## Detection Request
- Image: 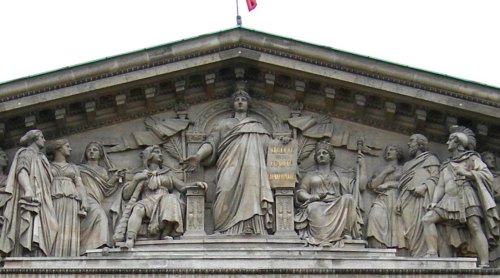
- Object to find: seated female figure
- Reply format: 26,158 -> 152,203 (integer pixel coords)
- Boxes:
295,141 -> 367,246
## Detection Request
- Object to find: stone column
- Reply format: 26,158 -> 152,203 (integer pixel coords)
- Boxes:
183,187 -> 206,237
274,187 -> 297,237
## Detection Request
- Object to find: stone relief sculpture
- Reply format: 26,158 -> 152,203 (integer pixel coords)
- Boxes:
46,139 -> 89,257
482,151 -> 500,267
294,141 -> 367,246
1,90 -> 499,270
79,141 -> 125,254
0,148 -> 9,226
182,84 -> 275,235
482,151 -> 500,207
0,130 -> 58,257
422,126 -> 499,268
396,134 -> 440,257
366,145 -> 404,249
114,145 -> 206,248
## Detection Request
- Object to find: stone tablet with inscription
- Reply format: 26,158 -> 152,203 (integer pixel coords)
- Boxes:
267,139 -> 298,188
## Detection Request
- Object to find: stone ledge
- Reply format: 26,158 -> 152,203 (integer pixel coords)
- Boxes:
1,267 -> 498,277
2,237 -> 477,271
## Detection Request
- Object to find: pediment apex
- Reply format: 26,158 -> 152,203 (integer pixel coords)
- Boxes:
0,28 -> 499,153
0,28 -> 498,104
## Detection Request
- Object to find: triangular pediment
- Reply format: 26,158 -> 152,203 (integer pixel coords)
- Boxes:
0,28 -> 499,153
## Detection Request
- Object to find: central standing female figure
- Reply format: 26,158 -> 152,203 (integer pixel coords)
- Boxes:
183,83 -> 274,235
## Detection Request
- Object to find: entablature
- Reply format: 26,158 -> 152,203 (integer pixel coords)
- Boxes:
0,29 -> 498,154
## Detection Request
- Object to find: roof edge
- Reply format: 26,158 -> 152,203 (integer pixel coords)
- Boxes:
0,27 -> 498,103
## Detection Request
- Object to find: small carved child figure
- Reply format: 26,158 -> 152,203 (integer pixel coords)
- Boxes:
114,145 -> 206,248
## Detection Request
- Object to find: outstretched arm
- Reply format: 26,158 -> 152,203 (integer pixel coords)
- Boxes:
181,143 -> 213,172
170,174 -> 207,193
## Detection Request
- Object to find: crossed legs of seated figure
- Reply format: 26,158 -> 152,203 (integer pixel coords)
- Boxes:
423,211 -> 489,267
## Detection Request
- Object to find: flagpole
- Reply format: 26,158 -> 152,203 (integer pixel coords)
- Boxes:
236,0 -> 242,26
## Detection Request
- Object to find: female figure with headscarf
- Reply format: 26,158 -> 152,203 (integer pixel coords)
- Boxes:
79,141 -> 125,254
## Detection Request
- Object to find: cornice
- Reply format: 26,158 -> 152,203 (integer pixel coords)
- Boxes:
0,29 -> 498,108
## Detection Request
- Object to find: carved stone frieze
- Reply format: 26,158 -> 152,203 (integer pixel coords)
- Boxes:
0,28 -> 499,274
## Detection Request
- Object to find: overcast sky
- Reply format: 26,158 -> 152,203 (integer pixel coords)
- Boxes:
1,1 -> 499,88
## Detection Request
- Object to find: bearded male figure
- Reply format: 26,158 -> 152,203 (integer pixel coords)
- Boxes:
396,134 -> 440,257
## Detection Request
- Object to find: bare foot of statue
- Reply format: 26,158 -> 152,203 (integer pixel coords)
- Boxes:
342,234 -> 353,240
319,242 -> 333,247
125,237 -> 135,249
423,251 -> 438,258
242,224 -> 254,235
113,232 -> 125,243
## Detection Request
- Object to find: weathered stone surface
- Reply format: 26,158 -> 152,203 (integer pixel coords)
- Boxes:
0,28 -> 499,274
3,237 -> 477,270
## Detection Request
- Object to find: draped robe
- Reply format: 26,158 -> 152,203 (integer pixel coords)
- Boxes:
489,169 -> 500,265
0,147 -> 58,256
366,165 -> 402,248
79,165 -> 118,253
50,163 -> 81,257
203,117 -> 273,234
295,168 -> 362,245
397,151 -> 440,256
